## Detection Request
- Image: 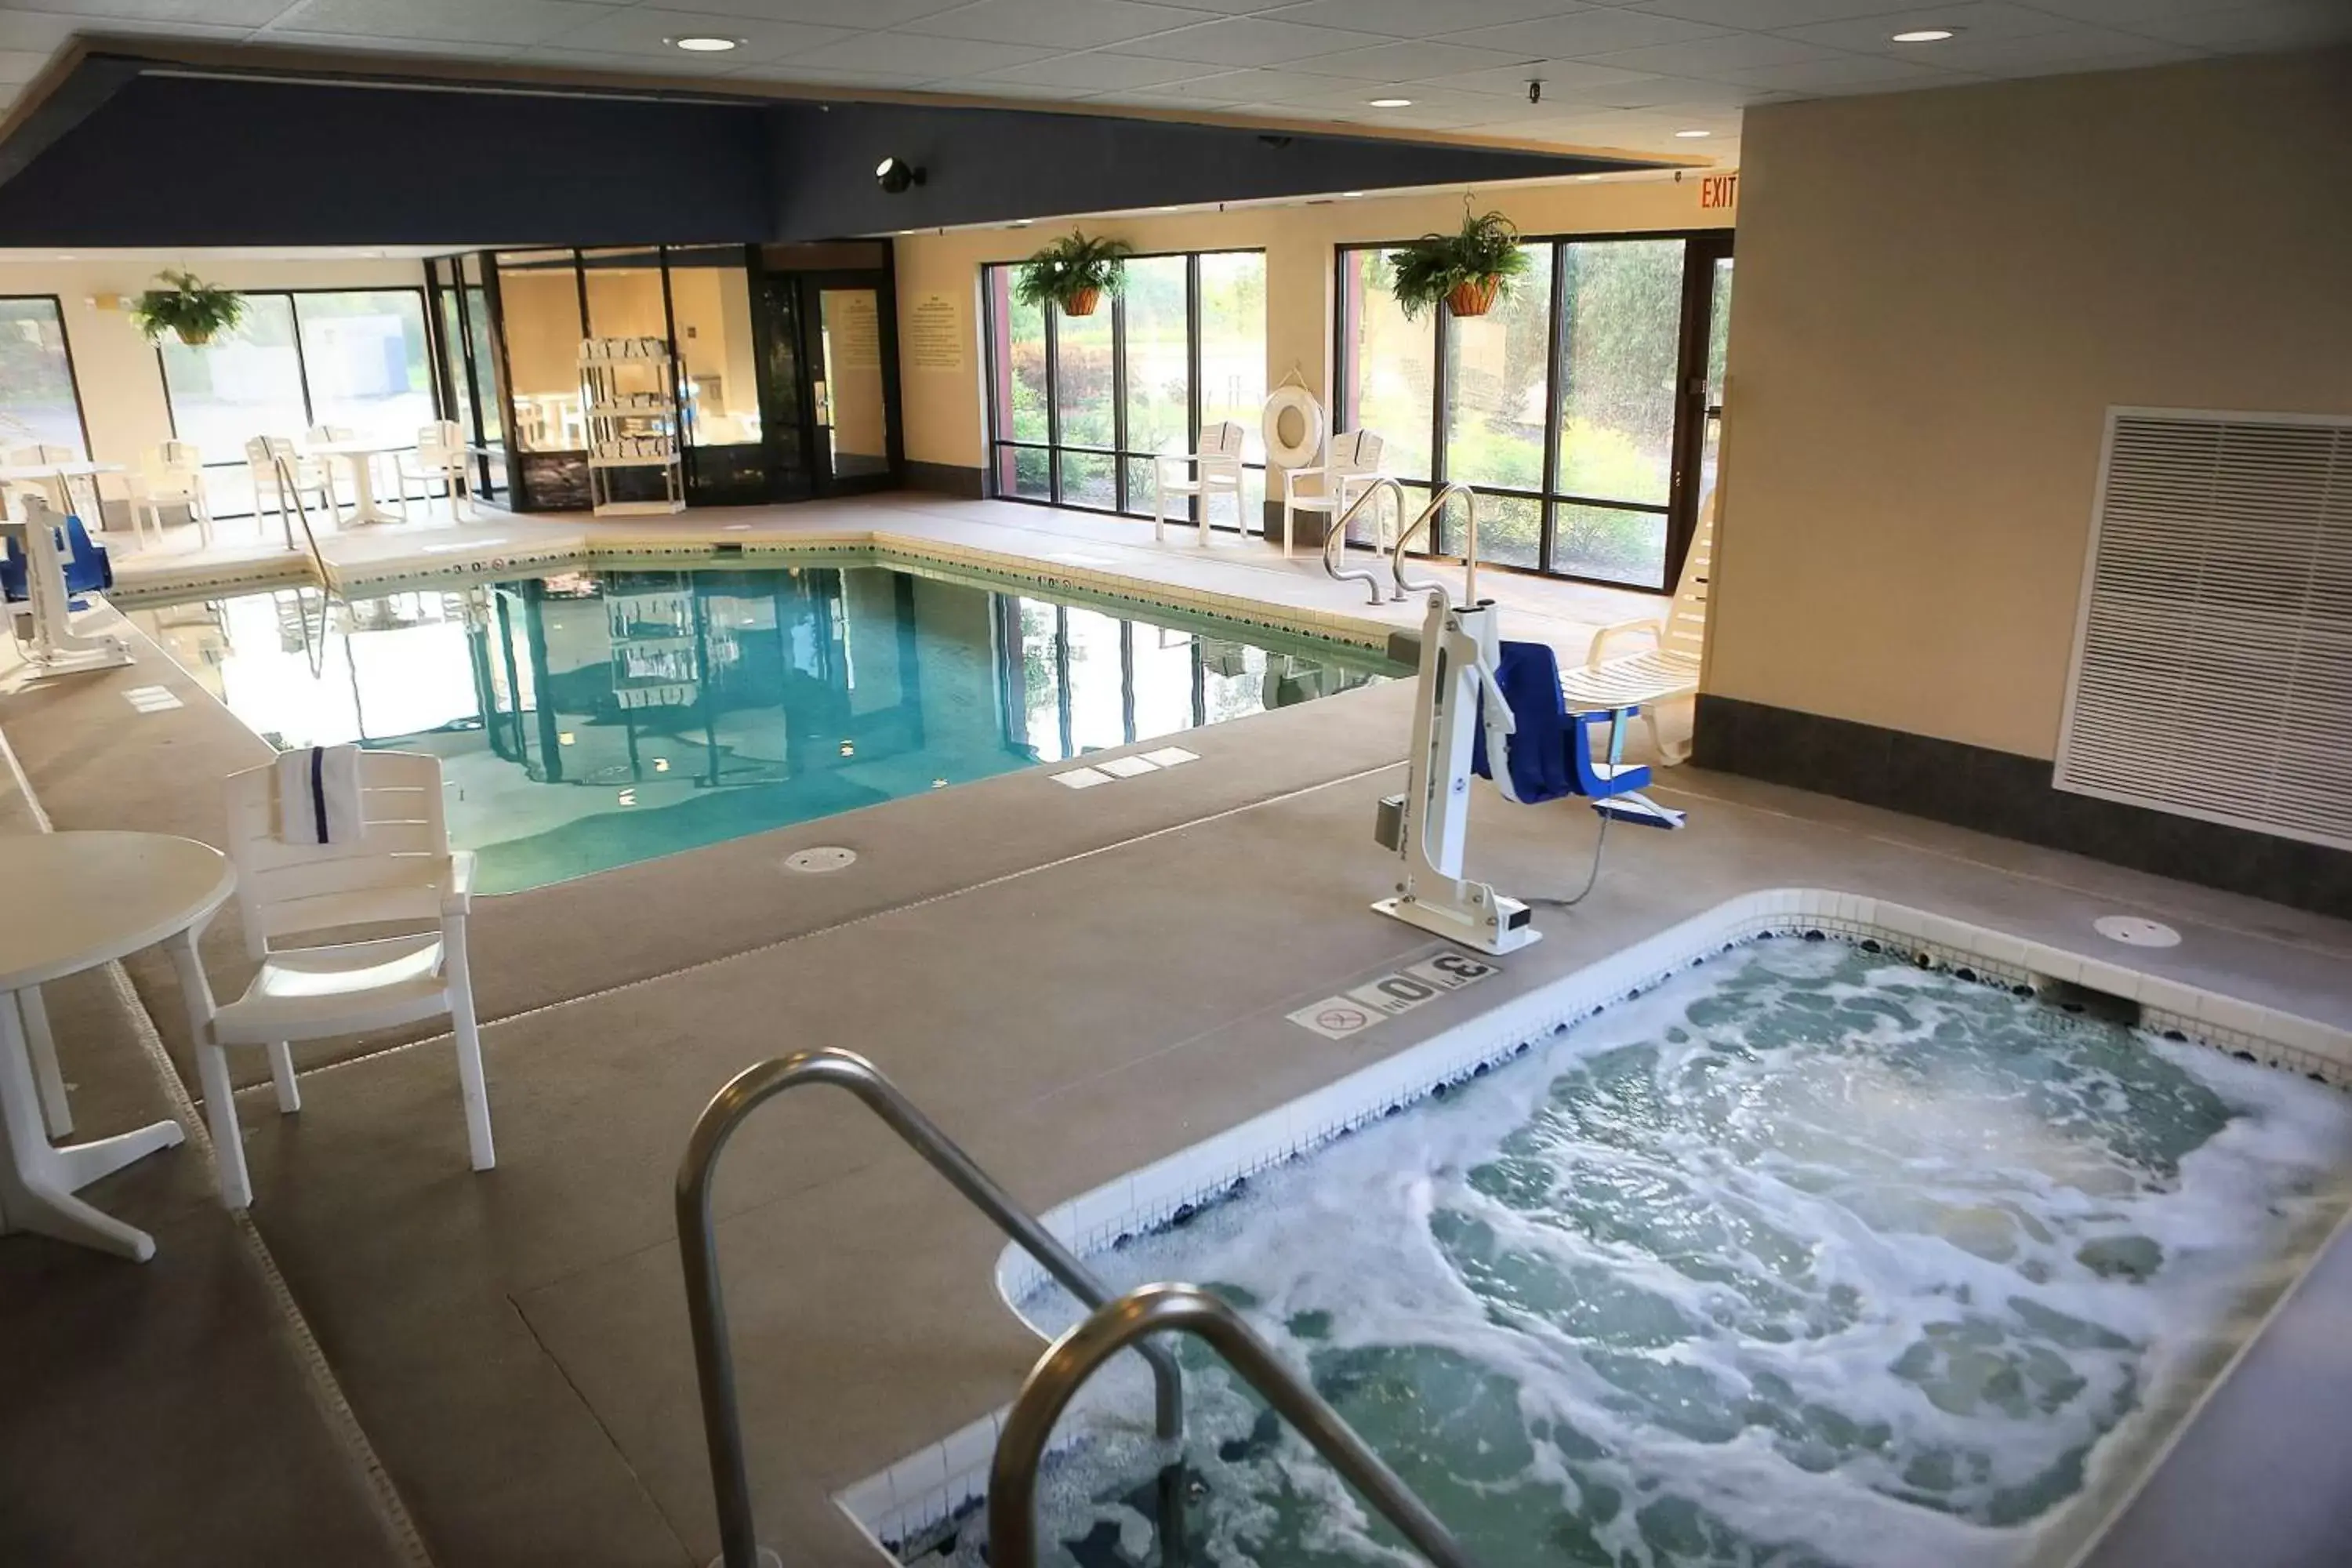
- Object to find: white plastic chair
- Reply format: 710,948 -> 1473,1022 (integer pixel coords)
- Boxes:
128,441 -> 213,551
247,436 -> 330,547
1152,421 -> 1246,547
1279,428 -> 1386,559
165,750 -> 495,1210
1557,488 -> 1717,764
394,420 -> 472,521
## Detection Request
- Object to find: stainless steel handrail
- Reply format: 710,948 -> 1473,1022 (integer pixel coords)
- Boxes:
989,1283 -> 1477,1568
1322,475 -> 1406,604
271,451 -> 334,591
1392,482 -> 1482,607
676,1049 -> 1185,1568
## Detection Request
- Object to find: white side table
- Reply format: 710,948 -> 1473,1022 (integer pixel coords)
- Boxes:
0,831 -> 234,1261
307,441 -> 411,528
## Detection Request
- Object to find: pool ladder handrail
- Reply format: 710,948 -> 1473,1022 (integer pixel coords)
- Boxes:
270,449 -> 335,593
1392,481 -> 1482,608
675,1047 -> 1185,1568
1322,475 -> 1407,604
989,1283 -> 1479,1568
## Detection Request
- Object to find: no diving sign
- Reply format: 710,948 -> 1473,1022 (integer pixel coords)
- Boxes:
1287,949 -> 1500,1039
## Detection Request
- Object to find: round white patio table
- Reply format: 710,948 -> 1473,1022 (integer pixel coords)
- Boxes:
0,831 -> 234,1261
307,439 -> 410,528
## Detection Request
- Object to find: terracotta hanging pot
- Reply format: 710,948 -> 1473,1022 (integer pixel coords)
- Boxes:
1446,278 -> 1501,318
1062,287 -> 1102,318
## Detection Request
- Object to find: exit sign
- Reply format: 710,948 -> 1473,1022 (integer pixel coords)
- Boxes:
1700,172 -> 1739,210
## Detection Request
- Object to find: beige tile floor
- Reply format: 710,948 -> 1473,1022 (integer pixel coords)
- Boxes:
8,492 -> 2351,1568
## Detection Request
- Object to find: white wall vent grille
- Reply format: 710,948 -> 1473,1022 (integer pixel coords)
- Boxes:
2056,408 -> 2352,851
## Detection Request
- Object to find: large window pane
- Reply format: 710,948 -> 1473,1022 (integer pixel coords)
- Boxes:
0,298 -> 86,457
989,269 -> 1047,445
1554,238 -> 1684,506
1475,493 -> 1542,572
159,293 -> 306,460
1443,244 -> 1550,494
1120,256 -> 1189,482
1197,251 -> 1265,466
1553,503 -> 1668,589
1053,303 -> 1112,451
295,291 -> 434,443
667,248 -> 761,448
1341,249 -> 1435,481
495,250 -> 584,452
1061,450 -> 1114,512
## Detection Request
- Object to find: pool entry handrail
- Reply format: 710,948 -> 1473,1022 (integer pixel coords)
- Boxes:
270,449 -> 334,593
675,1048 -> 1185,1568
1323,475 -> 1406,604
1392,482 -> 1483,608
989,1283 -> 1479,1568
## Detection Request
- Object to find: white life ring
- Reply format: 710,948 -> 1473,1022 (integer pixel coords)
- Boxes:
1261,385 -> 1326,470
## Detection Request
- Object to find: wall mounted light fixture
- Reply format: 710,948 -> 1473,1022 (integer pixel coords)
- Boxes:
875,156 -> 926,194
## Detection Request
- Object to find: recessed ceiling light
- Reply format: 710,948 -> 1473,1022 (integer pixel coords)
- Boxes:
1342,191 -> 1365,198
667,34 -> 740,51
1890,27 -> 1957,42
1367,96 -> 1413,108
1674,129 -> 1711,138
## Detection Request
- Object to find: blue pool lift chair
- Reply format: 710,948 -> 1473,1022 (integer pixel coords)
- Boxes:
1473,639 -> 1686,829
3,512 -> 112,611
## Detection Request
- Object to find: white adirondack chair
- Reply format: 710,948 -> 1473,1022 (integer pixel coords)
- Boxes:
1279,428 -> 1386,558
166,750 -> 495,1210
1557,488 -> 1717,764
1153,421 -> 1246,547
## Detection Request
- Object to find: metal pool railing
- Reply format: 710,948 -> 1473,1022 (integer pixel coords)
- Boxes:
989,1282 -> 1478,1568
1322,475 -> 1407,604
673,1047 -> 1185,1568
1392,482 -> 1483,607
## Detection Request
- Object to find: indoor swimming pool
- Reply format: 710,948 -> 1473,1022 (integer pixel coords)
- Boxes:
971,940 -> 2352,1568
131,559 -> 1400,891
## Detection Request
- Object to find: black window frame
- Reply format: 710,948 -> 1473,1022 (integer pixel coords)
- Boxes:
981,247 -> 1267,529
1334,227 -> 1733,594
154,282 -> 439,521
0,293 -> 94,460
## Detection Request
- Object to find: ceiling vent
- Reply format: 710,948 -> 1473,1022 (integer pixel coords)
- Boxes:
2056,408 -> 2352,850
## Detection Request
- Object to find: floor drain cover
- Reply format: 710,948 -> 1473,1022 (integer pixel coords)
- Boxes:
2095,915 -> 2180,948
783,847 -> 857,874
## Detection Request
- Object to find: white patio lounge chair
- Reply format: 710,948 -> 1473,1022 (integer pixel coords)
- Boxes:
1558,490 -> 1716,764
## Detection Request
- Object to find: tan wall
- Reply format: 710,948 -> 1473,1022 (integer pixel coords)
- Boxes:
1708,50 -> 2352,760
0,255 -> 432,481
891,172 -> 1734,474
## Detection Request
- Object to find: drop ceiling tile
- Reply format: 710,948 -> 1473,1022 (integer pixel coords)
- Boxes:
1579,31 -> 1849,73
1625,0 -> 1941,27
1417,59 -> 1668,98
782,29 -> 1054,74
1441,9 -> 1731,56
1898,20 -> 2196,69
528,43 -> 748,72
2125,0 -> 2352,48
661,0 -> 967,26
1287,39 -> 1532,79
903,0 -> 1217,50
978,49 -> 1228,88
272,0 -> 619,46
554,8 -> 856,63
0,13 -> 84,53
1139,65 -> 1298,97
0,49 -> 51,85
1115,14 -> 1389,64
1772,2 -> 2084,53
18,0 -> 296,25
917,74 -> 1087,96
1717,53 -> 1966,89
255,28 -> 548,56
2018,0 -> 2273,21
1256,0 -> 1593,38
726,60 -> 932,85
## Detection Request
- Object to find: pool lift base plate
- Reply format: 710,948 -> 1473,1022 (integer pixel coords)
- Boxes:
1373,890 -> 1541,957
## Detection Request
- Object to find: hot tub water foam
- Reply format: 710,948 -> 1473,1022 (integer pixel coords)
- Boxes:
956,941 -> 2352,1568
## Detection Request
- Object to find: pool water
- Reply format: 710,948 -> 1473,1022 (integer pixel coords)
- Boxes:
134,560 -> 1397,892
975,942 -> 2352,1568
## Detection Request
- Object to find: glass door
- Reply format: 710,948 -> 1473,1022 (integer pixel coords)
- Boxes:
807,282 -> 896,493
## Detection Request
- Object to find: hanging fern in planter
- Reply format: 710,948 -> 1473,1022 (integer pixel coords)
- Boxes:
1387,210 -> 1533,320
129,270 -> 247,347
1013,231 -> 1134,318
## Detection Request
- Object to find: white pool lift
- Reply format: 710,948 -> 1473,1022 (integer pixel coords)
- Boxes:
1374,591 -> 1685,956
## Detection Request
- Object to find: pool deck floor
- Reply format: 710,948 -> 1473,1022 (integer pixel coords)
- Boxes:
7,492 -> 2352,1567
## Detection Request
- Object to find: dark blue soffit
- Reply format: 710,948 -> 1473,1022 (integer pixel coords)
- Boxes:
0,56 -> 1651,247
